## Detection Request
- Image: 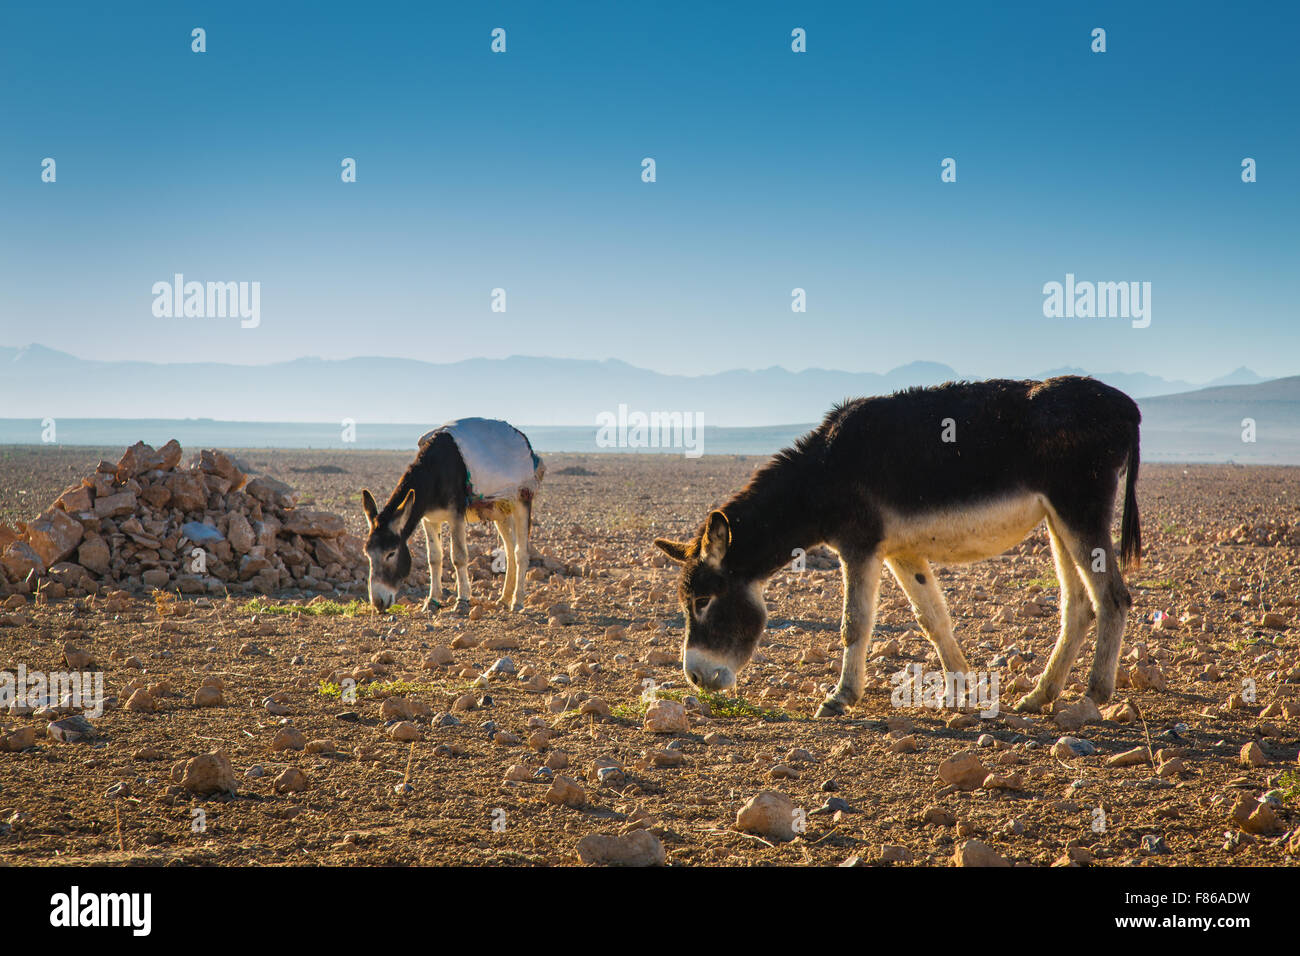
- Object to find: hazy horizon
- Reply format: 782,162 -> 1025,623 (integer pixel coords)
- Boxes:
0,340 -> 1279,388
4,345 -> 1300,463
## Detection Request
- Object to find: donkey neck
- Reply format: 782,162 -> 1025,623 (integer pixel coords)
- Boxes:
385,473 -> 428,540
719,450 -> 828,582
385,435 -> 467,540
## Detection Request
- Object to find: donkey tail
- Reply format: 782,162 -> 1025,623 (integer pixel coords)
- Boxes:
1120,435 -> 1141,572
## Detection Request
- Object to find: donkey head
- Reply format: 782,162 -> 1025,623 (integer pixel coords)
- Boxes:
361,487 -> 416,611
654,510 -> 766,692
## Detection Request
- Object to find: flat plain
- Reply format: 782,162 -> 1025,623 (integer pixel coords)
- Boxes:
1,445 -> 1298,866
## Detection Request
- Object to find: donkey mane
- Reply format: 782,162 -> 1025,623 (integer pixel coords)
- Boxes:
712,376 -> 1141,579
711,428 -> 831,580
710,384 -> 975,575
379,432 -> 467,538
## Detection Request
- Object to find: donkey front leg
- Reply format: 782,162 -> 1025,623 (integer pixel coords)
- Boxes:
421,517 -> 448,612
450,515 -> 473,612
493,516 -> 518,608
509,502 -> 530,612
886,555 -> 972,697
816,554 -> 882,718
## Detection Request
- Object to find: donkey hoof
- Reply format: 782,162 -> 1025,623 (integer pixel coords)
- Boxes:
1085,682 -> 1114,706
815,697 -> 847,718
1013,691 -> 1047,714
508,602 -> 525,613
454,598 -> 472,616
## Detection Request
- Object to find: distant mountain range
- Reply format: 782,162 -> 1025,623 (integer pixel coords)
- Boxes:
1,345 -> 1297,462
1036,365 -> 1267,396
0,344 -> 1277,424
1138,376 -> 1300,463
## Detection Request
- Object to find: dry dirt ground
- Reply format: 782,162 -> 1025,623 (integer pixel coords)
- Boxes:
1,446 -> 1298,866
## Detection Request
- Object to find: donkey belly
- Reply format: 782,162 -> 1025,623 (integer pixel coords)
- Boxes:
466,498 -> 516,524
879,492 -> 1047,565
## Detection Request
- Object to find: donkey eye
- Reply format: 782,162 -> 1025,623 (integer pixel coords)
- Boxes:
693,597 -> 710,616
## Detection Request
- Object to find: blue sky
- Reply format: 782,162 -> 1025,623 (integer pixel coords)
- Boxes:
1,1 -> 1296,382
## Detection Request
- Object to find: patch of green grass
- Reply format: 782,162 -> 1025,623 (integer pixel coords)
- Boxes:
700,690 -> 800,722
250,597 -> 366,617
611,687 -> 800,723
1133,578 -> 1176,591
1277,771 -> 1300,806
317,677 -> 460,701
609,702 -> 645,721
1018,577 -> 1059,590
363,678 -> 452,698
248,597 -> 412,617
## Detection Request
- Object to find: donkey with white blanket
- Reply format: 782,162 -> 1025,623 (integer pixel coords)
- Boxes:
361,418 -> 544,612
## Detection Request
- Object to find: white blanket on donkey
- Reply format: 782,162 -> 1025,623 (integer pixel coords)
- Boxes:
419,418 -> 542,502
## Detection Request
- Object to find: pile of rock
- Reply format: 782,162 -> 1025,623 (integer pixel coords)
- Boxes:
0,440 -> 366,599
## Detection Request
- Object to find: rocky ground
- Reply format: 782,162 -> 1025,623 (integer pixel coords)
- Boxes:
0,446 -> 1298,866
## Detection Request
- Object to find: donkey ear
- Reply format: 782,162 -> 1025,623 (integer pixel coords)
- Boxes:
361,489 -> 378,525
653,538 -> 690,564
701,510 -> 730,566
387,488 -> 416,534
393,488 -> 415,517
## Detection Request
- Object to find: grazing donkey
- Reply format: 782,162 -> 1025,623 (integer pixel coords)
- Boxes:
654,377 -> 1141,717
361,418 -> 544,613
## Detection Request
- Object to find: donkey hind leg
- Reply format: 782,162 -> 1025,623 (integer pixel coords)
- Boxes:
1079,535 -> 1131,705
886,556 -> 971,691
421,518 -> 448,612
816,554 -> 882,718
493,517 -> 516,607
1014,520 -> 1094,712
450,515 -> 473,613
509,500 -> 529,611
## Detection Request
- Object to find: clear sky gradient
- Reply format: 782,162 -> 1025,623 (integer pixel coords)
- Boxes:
2,1 -> 1296,382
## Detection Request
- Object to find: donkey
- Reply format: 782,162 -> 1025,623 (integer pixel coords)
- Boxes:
654,377 -> 1141,717
360,419 -> 544,613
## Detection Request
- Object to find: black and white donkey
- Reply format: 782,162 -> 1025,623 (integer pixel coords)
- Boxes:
654,377 -> 1141,717
361,419 -> 544,613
